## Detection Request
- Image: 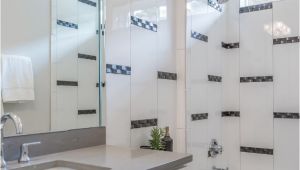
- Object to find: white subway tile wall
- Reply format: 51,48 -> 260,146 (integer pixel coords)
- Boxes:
185,0 -> 299,169
106,0 -> 178,149
51,0 -> 99,131
106,0 -> 299,170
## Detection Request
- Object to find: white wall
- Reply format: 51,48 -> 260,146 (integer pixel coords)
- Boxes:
51,0 -> 100,131
1,0 -> 51,136
185,0 -> 300,170
106,0 -> 178,149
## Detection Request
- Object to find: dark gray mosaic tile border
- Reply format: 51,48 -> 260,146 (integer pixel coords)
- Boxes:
240,76 -> 273,83
57,80 -> 78,86
78,0 -> 97,7
221,42 -> 239,49
191,31 -> 208,42
240,2 -> 272,13
57,20 -> 78,29
208,75 -> 222,82
191,113 -> 208,121
78,53 -> 97,60
274,112 -> 299,119
3,127 -> 105,161
222,111 -> 240,117
78,110 -> 97,115
240,146 -> 273,155
158,71 -> 177,80
208,0 -> 222,12
131,16 -> 157,32
106,64 -> 131,75
131,119 -> 158,129
273,36 -> 300,45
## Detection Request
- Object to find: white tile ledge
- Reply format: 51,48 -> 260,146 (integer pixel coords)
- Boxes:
7,145 -> 192,170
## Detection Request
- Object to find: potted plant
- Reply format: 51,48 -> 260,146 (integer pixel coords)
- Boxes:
149,127 -> 165,150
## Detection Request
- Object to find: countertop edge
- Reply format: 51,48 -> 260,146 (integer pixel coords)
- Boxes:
149,154 -> 193,170
6,145 -> 193,170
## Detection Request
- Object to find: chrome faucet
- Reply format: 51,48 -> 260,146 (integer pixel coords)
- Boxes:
1,113 -> 23,168
19,141 -> 41,163
208,139 -> 223,158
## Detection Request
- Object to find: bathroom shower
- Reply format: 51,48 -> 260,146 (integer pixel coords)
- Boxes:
186,0 -> 299,169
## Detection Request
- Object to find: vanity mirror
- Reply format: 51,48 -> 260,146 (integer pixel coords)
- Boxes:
1,0 -> 104,136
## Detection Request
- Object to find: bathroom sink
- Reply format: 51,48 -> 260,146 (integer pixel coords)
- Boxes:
11,160 -> 111,170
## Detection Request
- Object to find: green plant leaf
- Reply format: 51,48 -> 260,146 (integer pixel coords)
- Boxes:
149,127 -> 165,150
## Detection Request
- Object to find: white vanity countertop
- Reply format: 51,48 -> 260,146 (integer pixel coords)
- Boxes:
6,145 -> 192,170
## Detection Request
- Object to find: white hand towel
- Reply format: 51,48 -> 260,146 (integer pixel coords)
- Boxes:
2,55 -> 35,103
